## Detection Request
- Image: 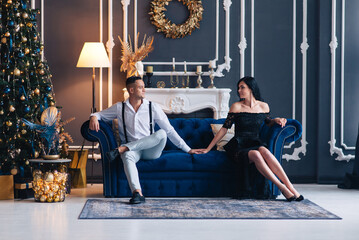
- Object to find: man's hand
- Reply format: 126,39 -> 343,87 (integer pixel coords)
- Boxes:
89,116 -> 100,132
118,146 -> 129,154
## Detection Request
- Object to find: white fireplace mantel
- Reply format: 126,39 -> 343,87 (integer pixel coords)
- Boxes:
123,88 -> 232,119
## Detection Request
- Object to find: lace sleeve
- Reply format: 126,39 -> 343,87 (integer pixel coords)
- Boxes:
223,113 -> 235,129
264,113 -> 271,125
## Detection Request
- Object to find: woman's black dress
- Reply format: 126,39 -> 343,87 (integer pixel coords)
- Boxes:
223,112 -> 273,199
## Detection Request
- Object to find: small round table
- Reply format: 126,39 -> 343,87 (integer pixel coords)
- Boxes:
29,159 -> 71,203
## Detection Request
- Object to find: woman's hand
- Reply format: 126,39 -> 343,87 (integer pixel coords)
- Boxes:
273,118 -> 287,128
196,149 -> 210,154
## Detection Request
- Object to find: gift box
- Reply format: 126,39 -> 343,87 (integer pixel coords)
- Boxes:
0,175 -> 14,200
68,149 -> 88,188
14,182 -> 34,199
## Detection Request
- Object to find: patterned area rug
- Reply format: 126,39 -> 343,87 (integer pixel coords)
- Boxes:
79,198 -> 341,219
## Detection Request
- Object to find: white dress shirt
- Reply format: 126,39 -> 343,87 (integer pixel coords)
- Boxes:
90,99 -> 191,153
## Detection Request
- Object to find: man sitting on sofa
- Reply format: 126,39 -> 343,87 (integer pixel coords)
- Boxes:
89,76 -> 201,204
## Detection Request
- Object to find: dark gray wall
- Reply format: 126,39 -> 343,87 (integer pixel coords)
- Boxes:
42,0 -> 358,183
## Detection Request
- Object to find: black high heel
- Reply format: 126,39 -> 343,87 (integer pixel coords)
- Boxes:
281,191 -> 296,202
295,195 -> 304,202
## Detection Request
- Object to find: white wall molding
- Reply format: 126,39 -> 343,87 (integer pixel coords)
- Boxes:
282,0 -> 308,161
328,0 -> 354,161
134,0 -> 231,78
251,0 -> 255,77
238,0 -> 246,78
340,0 -> 355,151
106,0 -> 114,107
41,0 -> 44,61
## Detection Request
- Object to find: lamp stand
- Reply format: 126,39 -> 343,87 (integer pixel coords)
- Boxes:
91,67 -> 96,113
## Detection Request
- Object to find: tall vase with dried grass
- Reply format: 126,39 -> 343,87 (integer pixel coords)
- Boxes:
118,33 -> 154,78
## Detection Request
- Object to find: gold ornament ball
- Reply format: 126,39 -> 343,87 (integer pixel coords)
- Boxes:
33,169 -> 42,177
33,174 -> 42,182
49,101 -> 55,106
21,129 -> 27,134
9,105 -> 15,112
6,121 -> 12,127
22,13 -> 28,19
0,110 -> 4,115
26,23 -> 33,28
14,68 -> 21,76
5,32 -> 10,37
52,184 -> 59,192
54,195 -> 60,202
25,48 -> 30,54
34,88 -> 40,95
39,69 -> 45,75
1,38 -> 7,44
45,172 -> 54,182
33,36 -> 38,40
16,13 -> 20,17
43,184 -> 50,193
10,168 -> 18,175
40,195 -> 47,202
7,0 -> 12,4
21,37 -> 27,43
34,193 -> 40,201
20,95 -> 25,101
48,191 -> 54,198
34,151 -> 39,158
25,160 -> 29,165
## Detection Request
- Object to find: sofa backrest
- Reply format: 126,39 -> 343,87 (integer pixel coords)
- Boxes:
155,118 -> 225,150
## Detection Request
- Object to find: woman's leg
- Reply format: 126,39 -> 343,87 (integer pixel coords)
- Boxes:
248,150 -> 295,199
258,146 -> 300,198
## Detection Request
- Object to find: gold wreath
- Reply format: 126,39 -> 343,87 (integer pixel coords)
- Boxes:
149,0 -> 204,39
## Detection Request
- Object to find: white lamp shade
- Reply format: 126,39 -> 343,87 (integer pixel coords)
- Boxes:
76,42 -> 111,68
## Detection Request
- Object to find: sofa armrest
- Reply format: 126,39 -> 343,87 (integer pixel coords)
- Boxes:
81,120 -> 119,197
260,119 -> 302,163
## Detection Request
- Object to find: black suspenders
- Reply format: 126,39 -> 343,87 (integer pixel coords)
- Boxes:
122,101 -> 153,143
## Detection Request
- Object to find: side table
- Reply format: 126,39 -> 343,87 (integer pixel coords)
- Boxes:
29,159 -> 71,203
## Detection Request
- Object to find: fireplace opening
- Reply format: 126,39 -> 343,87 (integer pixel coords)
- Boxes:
166,108 -> 214,119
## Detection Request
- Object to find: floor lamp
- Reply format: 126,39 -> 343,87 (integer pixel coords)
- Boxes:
77,42 -> 111,183
77,42 -> 111,113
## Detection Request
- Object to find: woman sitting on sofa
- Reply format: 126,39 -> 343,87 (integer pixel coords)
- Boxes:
199,76 -> 304,201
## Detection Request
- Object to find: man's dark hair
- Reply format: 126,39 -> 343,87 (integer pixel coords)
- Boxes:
126,76 -> 142,86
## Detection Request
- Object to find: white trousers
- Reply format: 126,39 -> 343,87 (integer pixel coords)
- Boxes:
120,129 -> 167,193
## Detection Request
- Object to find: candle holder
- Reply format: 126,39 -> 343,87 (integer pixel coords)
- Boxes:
146,72 -> 153,88
182,70 -> 189,88
196,71 -> 203,88
170,67 -> 179,88
208,68 -> 216,89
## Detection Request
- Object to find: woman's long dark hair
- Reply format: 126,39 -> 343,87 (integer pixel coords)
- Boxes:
237,76 -> 263,101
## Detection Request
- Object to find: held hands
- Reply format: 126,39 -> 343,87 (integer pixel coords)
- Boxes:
188,149 -> 204,154
274,118 -> 287,128
188,149 -> 210,154
89,116 -> 100,132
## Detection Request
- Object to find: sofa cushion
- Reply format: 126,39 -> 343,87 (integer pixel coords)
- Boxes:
136,150 -> 193,172
210,124 -> 235,151
136,150 -> 235,173
157,118 -> 225,150
191,150 -> 236,172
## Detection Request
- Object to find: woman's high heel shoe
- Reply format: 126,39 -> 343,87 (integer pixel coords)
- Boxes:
281,191 -> 296,202
295,195 -> 304,202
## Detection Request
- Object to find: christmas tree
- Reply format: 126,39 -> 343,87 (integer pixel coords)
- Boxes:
0,0 -> 55,175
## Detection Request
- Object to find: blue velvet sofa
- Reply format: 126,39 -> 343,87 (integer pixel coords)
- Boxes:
81,118 -> 302,198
